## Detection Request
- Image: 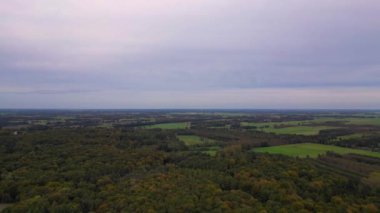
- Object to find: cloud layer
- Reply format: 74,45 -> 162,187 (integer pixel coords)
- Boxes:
1,0 -> 379,108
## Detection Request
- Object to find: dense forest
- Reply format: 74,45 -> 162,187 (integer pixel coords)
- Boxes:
0,110 -> 379,212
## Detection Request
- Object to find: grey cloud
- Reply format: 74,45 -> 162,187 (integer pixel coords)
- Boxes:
0,0 -> 379,108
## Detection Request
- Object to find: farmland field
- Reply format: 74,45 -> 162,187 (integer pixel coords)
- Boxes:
242,117 -> 380,129
202,146 -> 220,156
143,122 -> 190,129
241,116 -> 380,136
241,120 -> 312,128
192,146 -> 220,157
345,118 -> 380,126
253,143 -> 380,158
241,117 -> 345,128
335,133 -> 366,141
241,119 -> 341,135
262,126 -> 338,135
242,123 -> 338,135
312,117 -> 380,126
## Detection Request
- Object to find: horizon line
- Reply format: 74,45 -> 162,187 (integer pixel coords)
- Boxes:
1,108 -> 380,111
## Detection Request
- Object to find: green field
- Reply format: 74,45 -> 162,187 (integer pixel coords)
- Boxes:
241,117 -> 346,128
345,118 -> 380,126
241,120 -> 310,128
192,146 -> 220,157
241,119 -> 340,135
202,146 -> 220,156
263,126 -> 338,135
241,121 -> 338,135
335,132 -> 380,141
143,122 -> 190,129
240,116 -> 380,135
241,116 -> 380,136
312,117 -> 380,126
177,135 -> 219,156
253,143 -> 380,158
177,135 -> 215,146
336,133 -> 365,141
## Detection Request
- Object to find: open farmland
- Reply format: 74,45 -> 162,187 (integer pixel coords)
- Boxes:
335,133 -> 366,141
311,117 -> 380,126
241,117 -> 345,128
241,120 -> 312,128
345,118 -> 380,126
143,122 -> 190,129
241,121 -> 338,135
261,126 -> 338,135
201,146 -> 220,156
241,116 -> 380,136
177,135 -> 219,156
192,146 -> 221,157
253,143 -> 380,158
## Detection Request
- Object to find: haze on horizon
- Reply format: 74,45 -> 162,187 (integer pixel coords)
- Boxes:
0,0 -> 380,109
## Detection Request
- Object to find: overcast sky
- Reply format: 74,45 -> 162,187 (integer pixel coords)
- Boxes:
1,0 -> 379,109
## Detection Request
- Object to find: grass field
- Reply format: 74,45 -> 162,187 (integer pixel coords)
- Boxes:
336,133 -> 365,141
253,143 -> 380,158
202,146 -> 220,156
241,119 -> 340,135
241,120 -> 310,128
190,146 -> 221,157
241,117 -> 346,128
335,132 -> 380,141
177,135 -> 215,146
241,117 -> 380,129
312,117 -> 380,126
262,126 -> 338,135
143,122 -> 190,129
177,135 -> 219,156
240,116 -> 380,135
241,122 -> 337,135
345,118 -> 380,126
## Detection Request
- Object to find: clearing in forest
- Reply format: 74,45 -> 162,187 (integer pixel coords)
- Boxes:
143,122 -> 190,129
253,143 -> 380,158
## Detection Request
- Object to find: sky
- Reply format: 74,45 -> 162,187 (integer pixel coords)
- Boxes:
0,0 -> 379,109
